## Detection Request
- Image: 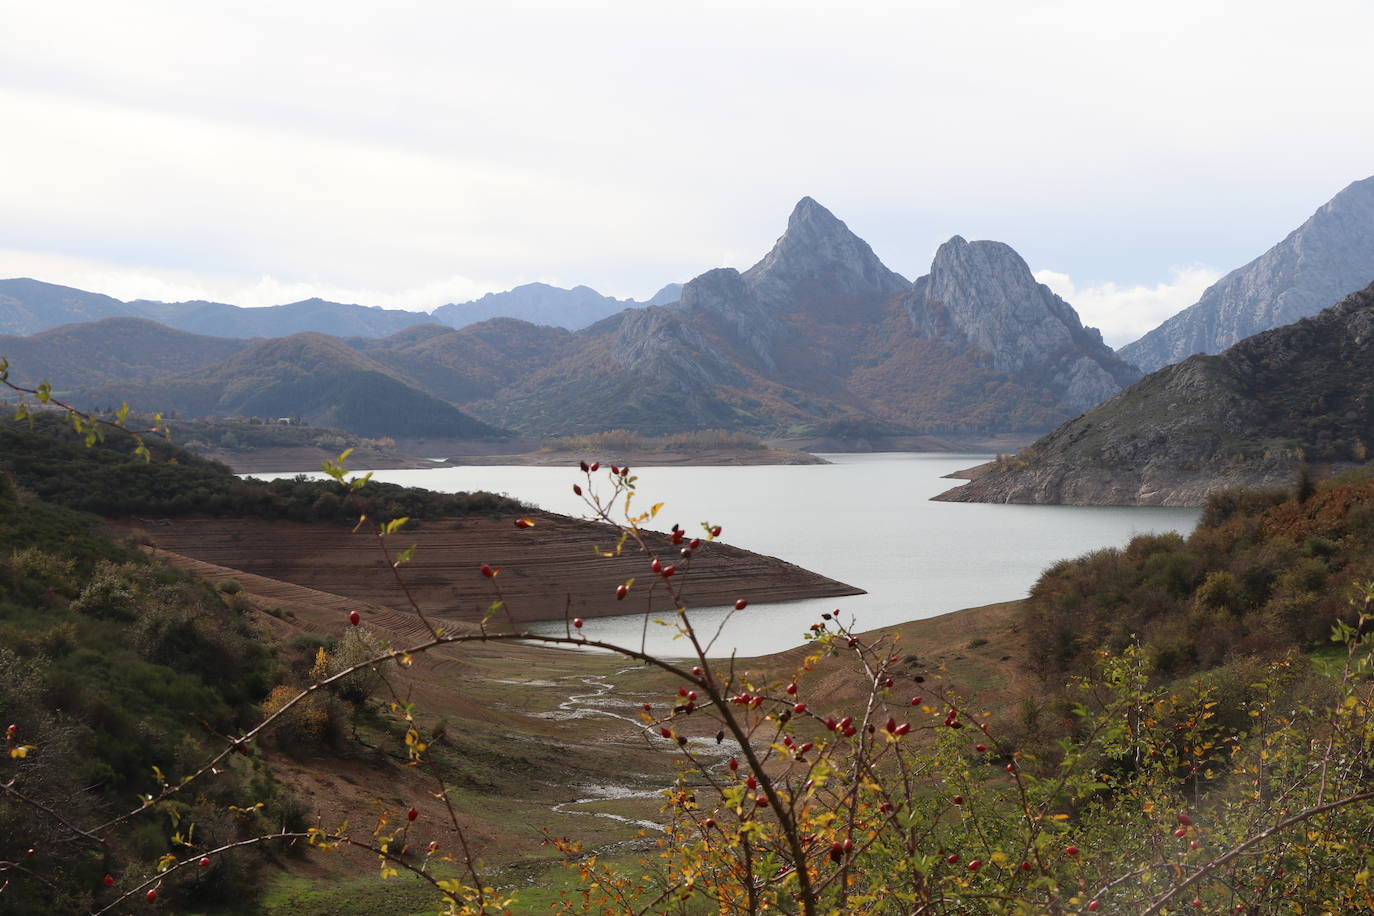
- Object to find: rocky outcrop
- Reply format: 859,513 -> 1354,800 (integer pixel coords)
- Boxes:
905,237 -> 1141,412
741,196 -> 910,309
1121,175 -> 1374,372
939,281 -> 1374,506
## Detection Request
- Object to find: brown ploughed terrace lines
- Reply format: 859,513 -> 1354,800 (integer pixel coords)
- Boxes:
127,510 -> 863,625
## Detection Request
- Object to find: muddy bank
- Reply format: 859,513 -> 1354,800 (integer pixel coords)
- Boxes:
125,510 -> 863,625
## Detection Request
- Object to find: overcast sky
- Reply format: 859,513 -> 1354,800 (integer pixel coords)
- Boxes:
3,1 -> 1372,345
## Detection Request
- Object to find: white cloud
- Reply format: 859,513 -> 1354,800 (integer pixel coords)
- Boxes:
1034,266 -> 1223,348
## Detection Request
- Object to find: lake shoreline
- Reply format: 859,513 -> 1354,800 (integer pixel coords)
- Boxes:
202,443 -> 828,473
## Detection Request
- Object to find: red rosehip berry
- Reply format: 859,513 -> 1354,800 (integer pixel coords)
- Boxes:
589,462 -> 599,472
975,744 -> 987,752
642,703 -> 651,712
689,538 -> 700,550
793,702 -> 807,714
146,889 -> 158,902
479,563 -> 495,578
967,859 -> 982,872
1087,901 -> 1100,912
514,516 -> 533,528
660,727 -> 672,738
735,598 -> 747,610
953,795 -> 964,805
1177,812 -> 1193,826
650,558 -> 662,573
25,848 -> 35,857
746,775 -> 757,789
661,564 -> 676,578
911,696 -> 922,706
579,460 -> 589,472
728,757 -> 739,771
348,610 -> 360,626
572,484 -> 582,496
199,856 -> 210,867
785,682 -> 798,695
408,807 -> 419,822
1020,861 -> 1033,871
710,526 -> 722,537
104,875 -> 115,886
1174,827 -> 1187,837
573,617 -> 583,629
894,723 -> 910,736
755,794 -> 769,807
1064,845 -> 1079,857
616,584 -> 628,600
946,853 -> 960,865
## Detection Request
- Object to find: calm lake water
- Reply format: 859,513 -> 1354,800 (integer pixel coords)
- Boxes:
258,454 -> 1200,658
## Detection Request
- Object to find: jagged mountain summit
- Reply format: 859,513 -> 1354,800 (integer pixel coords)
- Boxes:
476,198 -> 1137,437
903,236 -> 1140,412
1121,175 -> 1374,372
2,198 -> 1141,442
940,280 -> 1374,506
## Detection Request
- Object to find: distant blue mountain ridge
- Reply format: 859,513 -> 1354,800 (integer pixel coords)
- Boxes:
0,277 -> 683,338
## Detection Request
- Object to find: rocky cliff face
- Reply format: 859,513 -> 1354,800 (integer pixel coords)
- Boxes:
940,281 -> 1374,506
1121,175 -> 1374,372
466,198 -> 1144,437
741,196 -> 910,310
905,237 -> 1141,412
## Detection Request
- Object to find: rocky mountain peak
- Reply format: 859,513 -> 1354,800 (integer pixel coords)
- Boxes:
1120,174 -> 1374,372
742,197 -> 909,306
909,235 -> 1140,412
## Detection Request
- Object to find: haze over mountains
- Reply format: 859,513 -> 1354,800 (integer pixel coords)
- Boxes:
1121,175 -> 1374,372
0,278 -> 678,338
1,198 -> 1145,442
6,178 -> 1374,446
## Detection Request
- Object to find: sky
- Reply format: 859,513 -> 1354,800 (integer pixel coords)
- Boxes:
2,1 -> 1372,346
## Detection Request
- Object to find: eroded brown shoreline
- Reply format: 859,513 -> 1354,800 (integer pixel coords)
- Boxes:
125,510 -> 863,624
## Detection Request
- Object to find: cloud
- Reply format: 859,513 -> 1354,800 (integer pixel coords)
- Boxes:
1033,266 -> 1223,348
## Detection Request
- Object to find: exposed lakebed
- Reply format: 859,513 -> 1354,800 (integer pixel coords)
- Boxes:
256,453 -> 1200,658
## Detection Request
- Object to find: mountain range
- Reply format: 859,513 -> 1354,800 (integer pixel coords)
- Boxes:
0,278 -> 679,339
1,198 -> 1142,441
941,280 -> 1374,506
1121,175 -> 1374,372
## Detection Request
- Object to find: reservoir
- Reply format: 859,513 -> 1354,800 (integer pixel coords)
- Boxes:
259,453 -> 1199,657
